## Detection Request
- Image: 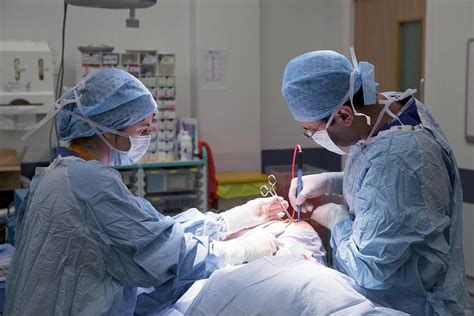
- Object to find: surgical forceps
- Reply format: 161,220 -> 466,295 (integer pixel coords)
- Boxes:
260,174 -> 294,222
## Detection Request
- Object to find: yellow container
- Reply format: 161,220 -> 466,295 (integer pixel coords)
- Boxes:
216,172 -> 268,210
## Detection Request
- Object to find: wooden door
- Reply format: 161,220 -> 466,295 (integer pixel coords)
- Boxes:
355,0 -> 426,92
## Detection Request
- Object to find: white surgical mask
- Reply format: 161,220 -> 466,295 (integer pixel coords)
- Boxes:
309,108 -> 348,156
107,132 -> 151,166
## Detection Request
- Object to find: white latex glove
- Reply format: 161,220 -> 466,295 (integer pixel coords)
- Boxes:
311,203 -> 349,230
212,228 -> 282,266
289,172 -> 344,213
221,196 -> 288,235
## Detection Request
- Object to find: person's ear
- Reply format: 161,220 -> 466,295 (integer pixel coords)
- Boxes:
334,105 -> 354,127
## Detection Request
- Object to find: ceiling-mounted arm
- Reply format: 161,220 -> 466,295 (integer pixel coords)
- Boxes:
127,8 -> 139,28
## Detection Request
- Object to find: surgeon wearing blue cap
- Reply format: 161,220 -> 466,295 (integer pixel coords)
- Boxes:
283,49 -> 473,315
5,69 -> 288,315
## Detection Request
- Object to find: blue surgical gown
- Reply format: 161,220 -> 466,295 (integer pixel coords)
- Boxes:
5,157 -> 227,315
330,95 -> 473,315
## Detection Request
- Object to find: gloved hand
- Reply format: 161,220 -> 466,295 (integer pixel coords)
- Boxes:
311,203 -> 349,230
289,172 -> 344,212
213,227 -> 282,266
221,196 -> 288,235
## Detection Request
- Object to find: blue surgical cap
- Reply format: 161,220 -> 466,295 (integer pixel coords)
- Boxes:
56,68 -> 157,141
282,50 -> 377,122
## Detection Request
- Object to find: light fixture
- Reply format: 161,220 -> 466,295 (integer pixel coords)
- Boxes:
64,0 -> 157,28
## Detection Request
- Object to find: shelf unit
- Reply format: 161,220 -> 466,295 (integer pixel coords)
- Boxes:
114,148 -> 208,216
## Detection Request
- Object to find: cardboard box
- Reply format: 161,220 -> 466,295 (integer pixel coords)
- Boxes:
0,149 -> 21,191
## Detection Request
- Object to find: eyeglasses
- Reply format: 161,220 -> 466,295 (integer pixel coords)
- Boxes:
303,120 -> 326,139
303,128 -> 316,139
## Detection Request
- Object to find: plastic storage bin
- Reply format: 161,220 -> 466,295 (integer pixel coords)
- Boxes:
145,168 -> 199,194
145,193 -> 199,215
216,172 -> 268,211
158,54 -> 176,75
167,168 -> 198,191
118,169 -> 140,195
112,147 -> 208,212
144,169 -> 167,193
119,169 -> 138,184
119,170 -> 138,188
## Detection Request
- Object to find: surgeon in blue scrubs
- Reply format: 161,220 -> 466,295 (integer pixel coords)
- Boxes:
5,69 -> 287,315
283,49 -> 473,315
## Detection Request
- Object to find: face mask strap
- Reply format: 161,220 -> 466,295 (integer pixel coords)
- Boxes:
399,88 -> 417,100
350,47 -> 358,69
324,105 -> 339,128
21,88 -> 83,142
72,90 -> 130,153
369,89 -> 417,139
348,47 -> 371,126
21,72 -> 96,142
368,100 -> 392,139
21,105 -> 61,141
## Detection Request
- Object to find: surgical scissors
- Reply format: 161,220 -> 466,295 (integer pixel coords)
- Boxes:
260,174 -> 294,221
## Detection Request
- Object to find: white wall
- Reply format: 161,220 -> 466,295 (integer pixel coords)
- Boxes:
260,0 -> 350,150
425,0 -> 474,283
0,0 -> 192,162
425,0 -> 474,169
194,0 -> 261,172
